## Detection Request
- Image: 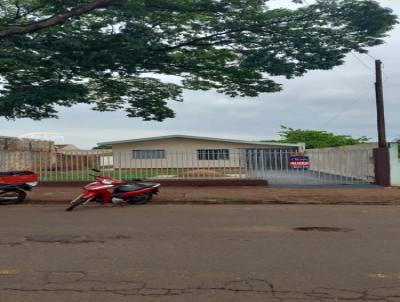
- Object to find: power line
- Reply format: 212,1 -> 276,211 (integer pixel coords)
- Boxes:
365,52 -> 389,81
365,52 -> 378,61
322,94 -> 368,127
321,57 -> 375,127
322,56 -> 389,127
352,52 -> 389,81
381,62 -> 390,82
351,53 -> 374,73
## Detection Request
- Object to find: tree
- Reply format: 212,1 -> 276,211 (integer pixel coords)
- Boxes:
397,139 -> 400,156
0,0 -> 397,121
272,126 -> 370,149
92,144 -> 111,150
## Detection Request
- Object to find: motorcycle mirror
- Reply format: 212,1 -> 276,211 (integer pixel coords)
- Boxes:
91,168 -> 101,173
132,178 -> 142,182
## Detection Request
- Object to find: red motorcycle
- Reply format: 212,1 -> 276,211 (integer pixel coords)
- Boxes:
0,171 -> 39,205
66,169 -> 160,211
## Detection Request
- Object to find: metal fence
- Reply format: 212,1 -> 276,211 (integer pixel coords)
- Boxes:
0,150 -> 248,181
0,149 -> 375,185
245,149 -> 375,185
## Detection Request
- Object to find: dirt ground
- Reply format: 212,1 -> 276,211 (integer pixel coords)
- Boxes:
26,185 -> 400,205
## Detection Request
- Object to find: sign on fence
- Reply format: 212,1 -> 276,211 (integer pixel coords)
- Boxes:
288,155 -> 310,169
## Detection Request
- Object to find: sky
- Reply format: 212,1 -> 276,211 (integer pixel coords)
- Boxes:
1,0 -> 399,149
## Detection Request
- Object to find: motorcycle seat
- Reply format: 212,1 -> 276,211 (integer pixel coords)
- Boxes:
114,183 -> 155,193
0,171 -> 35,176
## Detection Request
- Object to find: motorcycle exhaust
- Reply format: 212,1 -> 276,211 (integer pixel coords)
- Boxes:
112,197 -> 125,205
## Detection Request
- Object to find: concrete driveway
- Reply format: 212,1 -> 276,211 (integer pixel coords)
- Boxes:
1,204 -> 400,301
253,170 -> 371,185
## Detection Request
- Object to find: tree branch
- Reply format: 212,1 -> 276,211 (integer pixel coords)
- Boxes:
14,0 -> 22,19
0,0 -> 120,38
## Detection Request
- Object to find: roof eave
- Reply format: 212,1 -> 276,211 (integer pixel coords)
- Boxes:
97,135 -> 303,148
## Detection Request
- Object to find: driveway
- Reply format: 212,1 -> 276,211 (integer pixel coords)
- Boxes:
252,170 -> 371,185
1,205 -> 400,301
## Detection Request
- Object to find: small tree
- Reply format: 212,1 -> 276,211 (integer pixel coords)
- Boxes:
272,126 -> 370,149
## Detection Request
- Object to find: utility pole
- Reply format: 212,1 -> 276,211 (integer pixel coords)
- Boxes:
375,60 -> 387,148
373,59 -> 390,186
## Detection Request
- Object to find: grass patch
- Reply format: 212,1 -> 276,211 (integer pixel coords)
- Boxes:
38,169 -> 178,181
37,167 -> 244,181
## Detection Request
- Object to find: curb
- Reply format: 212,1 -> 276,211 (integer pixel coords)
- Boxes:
24,199 -> 400,206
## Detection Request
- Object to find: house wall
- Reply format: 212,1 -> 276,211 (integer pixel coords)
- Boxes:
111,138 -> 299,169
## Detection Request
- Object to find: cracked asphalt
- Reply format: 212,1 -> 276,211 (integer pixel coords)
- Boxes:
1,204 -> 400,301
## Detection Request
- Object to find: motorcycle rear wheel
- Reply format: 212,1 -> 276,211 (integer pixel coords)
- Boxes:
66,197 -> 86,211
0,190 -> 26,205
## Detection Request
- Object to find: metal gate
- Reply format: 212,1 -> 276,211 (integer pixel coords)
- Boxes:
244,148 -> 375,185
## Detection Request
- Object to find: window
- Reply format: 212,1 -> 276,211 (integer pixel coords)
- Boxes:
197,149 -> 230,160
132,149 -> 166,159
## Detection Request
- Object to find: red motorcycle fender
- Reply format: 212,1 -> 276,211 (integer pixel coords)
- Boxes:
81,191 -> 99,200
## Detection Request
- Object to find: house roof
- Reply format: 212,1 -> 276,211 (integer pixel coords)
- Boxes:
98,134 -> 303,148
55,144 -> 81,151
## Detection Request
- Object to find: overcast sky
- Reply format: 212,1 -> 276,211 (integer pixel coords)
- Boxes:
1,0 -> 399,149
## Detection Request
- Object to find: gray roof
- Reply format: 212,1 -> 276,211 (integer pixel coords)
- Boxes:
98,134 -> 303,148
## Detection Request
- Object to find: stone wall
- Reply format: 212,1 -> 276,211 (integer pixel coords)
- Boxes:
0,137 -> 55,152
0,137 -> 56,171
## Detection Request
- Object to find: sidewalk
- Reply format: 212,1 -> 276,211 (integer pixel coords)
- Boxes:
27,185 -> 400,205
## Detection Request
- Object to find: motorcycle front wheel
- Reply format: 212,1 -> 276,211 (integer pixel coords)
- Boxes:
66,197 -> 87,211
0,189 -> 26,205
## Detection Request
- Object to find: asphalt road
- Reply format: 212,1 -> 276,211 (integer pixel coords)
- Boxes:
1,204 -> 400,301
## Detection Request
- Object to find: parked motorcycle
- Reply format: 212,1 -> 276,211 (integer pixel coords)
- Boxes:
0,171 -> 39,205
66,169 -> 160,211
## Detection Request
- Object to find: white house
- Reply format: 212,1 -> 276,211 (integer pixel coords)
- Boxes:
97,135 -> 304,169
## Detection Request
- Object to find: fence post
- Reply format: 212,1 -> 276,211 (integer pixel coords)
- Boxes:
118,152 -> 122,179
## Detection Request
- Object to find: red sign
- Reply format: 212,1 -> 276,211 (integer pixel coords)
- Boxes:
289,156 -> 310,169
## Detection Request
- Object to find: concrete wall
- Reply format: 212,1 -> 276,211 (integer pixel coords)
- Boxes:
0,137 -> 55,152
0,137 -> 56,171
111,137 -> 300,169
389,143 -> 400,187
306,144 -> 377,182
